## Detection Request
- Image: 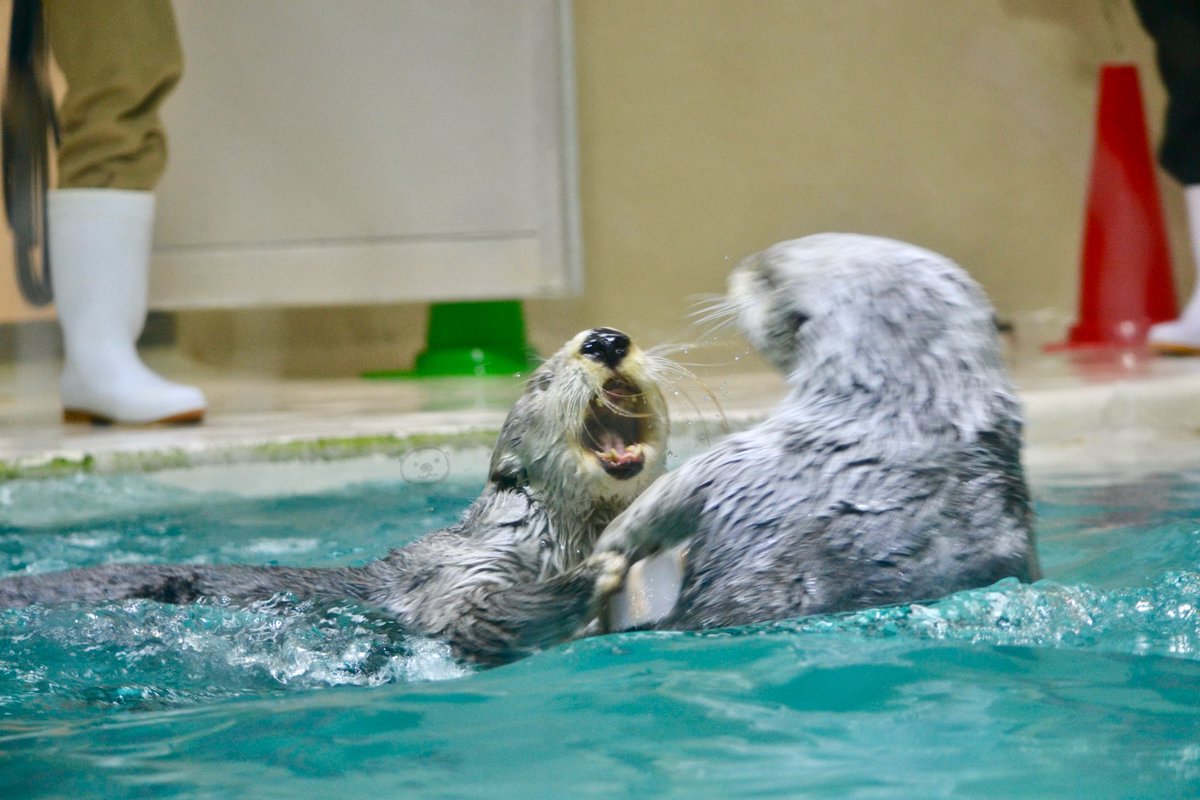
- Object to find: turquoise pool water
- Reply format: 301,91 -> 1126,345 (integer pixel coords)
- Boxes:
1,464 -> 1199,798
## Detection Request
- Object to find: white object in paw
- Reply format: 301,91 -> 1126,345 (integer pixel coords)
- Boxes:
606,543 -> 686,631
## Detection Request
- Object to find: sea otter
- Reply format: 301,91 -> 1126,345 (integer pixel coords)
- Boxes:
0,328 -> 670,665
595,234 -> 1041,632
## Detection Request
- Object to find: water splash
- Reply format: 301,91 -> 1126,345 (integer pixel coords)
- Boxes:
768,572 -> 1200,660
0,598 -> 467,714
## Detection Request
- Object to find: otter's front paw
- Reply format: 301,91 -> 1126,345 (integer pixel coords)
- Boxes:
589,551 -> 629,599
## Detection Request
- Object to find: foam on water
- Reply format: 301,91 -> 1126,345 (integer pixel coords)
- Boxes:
0,599 -> 467,715
773,571 -> 1200,658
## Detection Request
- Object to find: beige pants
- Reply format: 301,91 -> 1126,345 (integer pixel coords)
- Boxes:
43,0 -> 182,190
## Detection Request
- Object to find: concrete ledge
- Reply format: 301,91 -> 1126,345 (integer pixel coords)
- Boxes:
1,354 -> 1199,480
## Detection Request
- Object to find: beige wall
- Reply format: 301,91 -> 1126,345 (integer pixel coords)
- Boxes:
126,2 -> 1200,373
541,0 -> 1183,354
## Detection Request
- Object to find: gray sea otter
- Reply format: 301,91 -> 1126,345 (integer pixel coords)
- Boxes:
0,328 -> 671,665
596,233 -> 1041,632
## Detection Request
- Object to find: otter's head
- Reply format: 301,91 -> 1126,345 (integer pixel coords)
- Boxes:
727,234 -> 1013,431
488,328 -> 670,555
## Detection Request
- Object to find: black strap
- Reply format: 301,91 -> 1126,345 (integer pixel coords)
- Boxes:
3,0 -> 57,307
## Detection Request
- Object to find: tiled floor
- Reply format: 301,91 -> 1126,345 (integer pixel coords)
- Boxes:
1,345 -> 1199,477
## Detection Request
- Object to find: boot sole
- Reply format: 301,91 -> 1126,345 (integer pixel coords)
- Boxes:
63,408 -> 206,426
1149,342 -> 1200,357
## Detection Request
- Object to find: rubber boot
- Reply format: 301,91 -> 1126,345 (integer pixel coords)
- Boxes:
51,188 -> 206,424
1149,184 -> 1200,355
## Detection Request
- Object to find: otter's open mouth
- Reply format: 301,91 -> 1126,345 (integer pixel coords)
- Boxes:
583,378 -> 650,480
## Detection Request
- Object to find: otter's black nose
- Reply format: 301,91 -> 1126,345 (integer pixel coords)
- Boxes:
580,327 -> 631,369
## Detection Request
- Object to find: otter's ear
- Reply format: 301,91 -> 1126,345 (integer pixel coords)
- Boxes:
489,451 -> 526,490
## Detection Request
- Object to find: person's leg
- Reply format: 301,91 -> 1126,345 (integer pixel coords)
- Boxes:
1148,186 -> 1200,352
1135,0 -> 1200,352
44,0 -> 205,422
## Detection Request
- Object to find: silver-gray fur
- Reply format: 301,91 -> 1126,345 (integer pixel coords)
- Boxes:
593,233 -> 1040,631
0,329 -> 670,665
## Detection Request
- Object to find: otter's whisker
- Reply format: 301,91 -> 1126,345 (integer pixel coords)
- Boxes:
689,304 -> 739,330
687,292 -> 735,317
593,390 -> 656,420
662,379 -> 723,451
687,291 -> 727,308
685,292 -> 728,321
644,342 -> 741,371
688,295 -> 739,325
644,353 -> 730,441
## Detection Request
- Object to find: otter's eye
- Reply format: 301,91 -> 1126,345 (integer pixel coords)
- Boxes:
788,310 -> 809,331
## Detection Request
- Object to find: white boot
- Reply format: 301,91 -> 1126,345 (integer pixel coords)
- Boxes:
1149,184 -> 1200,354
51,188 -> 206,424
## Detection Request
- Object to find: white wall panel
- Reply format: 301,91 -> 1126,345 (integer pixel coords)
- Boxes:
151,0 -> 579,309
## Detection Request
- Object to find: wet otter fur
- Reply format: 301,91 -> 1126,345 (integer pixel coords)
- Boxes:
0,328 -> 670,665
595,234 -> 1041,631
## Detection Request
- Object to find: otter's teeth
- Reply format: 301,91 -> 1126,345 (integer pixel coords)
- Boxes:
599,442 -> 644,465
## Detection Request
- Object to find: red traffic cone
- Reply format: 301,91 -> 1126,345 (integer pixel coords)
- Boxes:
1064,63 -> 1178,348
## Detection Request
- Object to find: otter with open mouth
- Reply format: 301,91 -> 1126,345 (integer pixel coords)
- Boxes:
0,328 -> 670,665
585,377 -> 653,479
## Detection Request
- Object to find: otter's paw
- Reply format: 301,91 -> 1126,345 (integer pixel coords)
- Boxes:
589,551 -> 629,599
